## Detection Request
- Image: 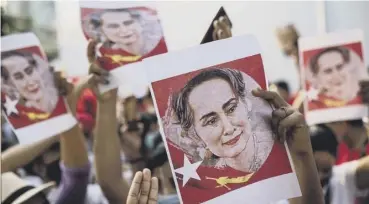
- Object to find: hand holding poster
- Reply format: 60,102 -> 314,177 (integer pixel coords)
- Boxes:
143,35 -> 301,203
299,30 -> 368,125
1,33 -> 77,144
79,1 -> 168,93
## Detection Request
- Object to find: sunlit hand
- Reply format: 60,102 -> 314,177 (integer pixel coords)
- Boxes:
52,68 -> 80,116
86,39 -> 117,103
127,169 -> 159,204
252,88 -> 312,155
212,15 -> 232,41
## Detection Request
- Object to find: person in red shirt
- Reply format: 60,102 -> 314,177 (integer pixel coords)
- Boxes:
76,88 -> 97,137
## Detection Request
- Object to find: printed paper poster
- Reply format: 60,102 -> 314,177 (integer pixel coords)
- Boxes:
143,35 -> 301,203
1,33 -> 77,144
79,1 -> 167,93
299,30 -> 368,125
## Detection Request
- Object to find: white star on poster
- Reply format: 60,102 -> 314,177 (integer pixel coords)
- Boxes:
174,155 -> 202,186
307,88 -> 319,101
4,96 -> 19,115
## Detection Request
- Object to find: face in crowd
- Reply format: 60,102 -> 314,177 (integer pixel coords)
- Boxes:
172,68 -> 251,160
1,52 -> 45,103
310,47 -> 355,101
100,10 -> 143,48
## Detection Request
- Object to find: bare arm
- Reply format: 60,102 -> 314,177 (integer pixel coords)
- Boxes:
60,124 -> 89,168
355,155 -> 369,190
252,89 -> 324,204
94,91 -> 129,203
1,135 -> 59,173
289,145 -> 324,204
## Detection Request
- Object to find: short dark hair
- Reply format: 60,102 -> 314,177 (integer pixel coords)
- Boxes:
310,46 -> 350,75
1,50 -> 37,81
171,68 -> 245,132
310,124 -> 338,157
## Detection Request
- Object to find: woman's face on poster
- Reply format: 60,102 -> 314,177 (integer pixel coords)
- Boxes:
100,11 -> 143,46
188,78 -> 250,159
314,51 -> 352,100
2,54 -> 44,102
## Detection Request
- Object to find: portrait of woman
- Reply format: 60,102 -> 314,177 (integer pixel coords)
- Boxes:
82,7 -> 164,56
1,50 -> 58,114
304,43 -> 366,111
165,68 -> 274,173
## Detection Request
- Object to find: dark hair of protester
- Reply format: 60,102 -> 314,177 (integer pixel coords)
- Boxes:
310,124 -> 338,157
1,51 -> 37,82
275,80 -> 290,94
309,46 -> 350,75
171,68 -> 245,132
23,143 -> 62,186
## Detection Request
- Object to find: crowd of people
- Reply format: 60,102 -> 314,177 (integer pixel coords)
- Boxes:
1,6 -> 369,204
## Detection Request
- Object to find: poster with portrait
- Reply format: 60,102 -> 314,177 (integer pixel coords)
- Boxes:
1,33 -> 77,144
299,30 -> 368,125
79,1 -> 167,93
142,35 -> 301,203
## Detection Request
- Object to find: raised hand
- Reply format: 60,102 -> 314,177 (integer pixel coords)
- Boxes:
127,169 -> 159,204
86,39 -> 117,103
252,88 -> 312,155
212,15 -> 232,41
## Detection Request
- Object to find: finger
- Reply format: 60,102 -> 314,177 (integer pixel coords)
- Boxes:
127,171 -> 143,204
217,29 -> 224,39
87,40 -> 98,63
217,16 -> 232,38
138,168 -> 152,204
148,177 -> 159,204
88,63 -> 110,86
272,107 -> 294,142
53,71 -> 68,96
212,28 -> 220,41
273,107 -> 295,120
73,75 -> 96,99
252,88 -> 289,108
213,19 -> 220,29
222,16 -> 232,27
279,111 -> 305,141
89,63 -> 109,76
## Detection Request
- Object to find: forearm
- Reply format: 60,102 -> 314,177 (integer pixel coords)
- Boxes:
60,124 -> 89,168
289,151 -> 324,204
1,135 -> 59,173
94,100 -> 129,202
